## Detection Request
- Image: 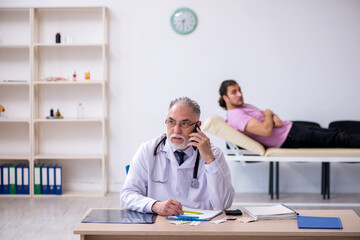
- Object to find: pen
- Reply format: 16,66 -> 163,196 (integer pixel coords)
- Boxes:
176,216 -> 200,221
183,210 -> 204,215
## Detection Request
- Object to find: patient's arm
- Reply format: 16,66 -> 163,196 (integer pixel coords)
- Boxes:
244,109 -> 274,137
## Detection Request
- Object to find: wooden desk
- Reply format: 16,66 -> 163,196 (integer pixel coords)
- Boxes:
74,209 -> 360,240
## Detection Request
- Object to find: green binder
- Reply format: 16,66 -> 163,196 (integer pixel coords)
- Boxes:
34,166 -> 42,194
9,166 -> 16,194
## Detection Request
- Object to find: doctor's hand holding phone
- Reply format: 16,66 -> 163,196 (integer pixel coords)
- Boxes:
188,123 -> 216,164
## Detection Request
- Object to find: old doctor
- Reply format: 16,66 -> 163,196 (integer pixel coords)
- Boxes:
120,97 -> 234,216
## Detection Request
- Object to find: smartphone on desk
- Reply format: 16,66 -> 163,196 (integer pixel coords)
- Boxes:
225,209 -> 243,216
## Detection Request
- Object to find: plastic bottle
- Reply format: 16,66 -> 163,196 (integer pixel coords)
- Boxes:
56,109 -> 61,117
77,103 -> 84,119
85,71 -> 90,81
56,33 -> 61,44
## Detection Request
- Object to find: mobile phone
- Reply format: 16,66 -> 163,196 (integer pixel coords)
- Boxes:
191,123 -> 200,150
193,123 -> 199,133
225,209 -> 243,216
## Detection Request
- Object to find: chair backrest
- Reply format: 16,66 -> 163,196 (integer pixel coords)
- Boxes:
329,121 -> 360,135
203,115 -> 266,156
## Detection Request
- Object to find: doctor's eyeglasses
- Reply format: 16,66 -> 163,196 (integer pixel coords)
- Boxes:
165,119 -> 198,129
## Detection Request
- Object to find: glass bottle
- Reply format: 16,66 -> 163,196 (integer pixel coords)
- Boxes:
56,33 -> 61,44
73,71 -> 77,82
77,103 -> 84,119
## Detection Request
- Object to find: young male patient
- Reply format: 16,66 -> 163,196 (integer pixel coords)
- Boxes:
218,79 -> 360,148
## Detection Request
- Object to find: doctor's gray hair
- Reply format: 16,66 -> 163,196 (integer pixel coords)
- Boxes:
169,97 -> 201,118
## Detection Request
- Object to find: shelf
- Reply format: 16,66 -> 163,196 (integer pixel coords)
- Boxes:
0,118 -> 30,123
0,45 -> 30,49
0,154 -> 30,160
0,82 -> 30,86
33,81 -> 103,85
35,6 -> 105,10
34,154 -> 103,160
0,194 -> 30,198
34,43 -> 104,47
33,190 -> 105,197
34,118 -> 103,123
1,6 -> 107,198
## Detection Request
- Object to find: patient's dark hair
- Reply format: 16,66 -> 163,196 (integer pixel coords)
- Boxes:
218,80 -> 238,110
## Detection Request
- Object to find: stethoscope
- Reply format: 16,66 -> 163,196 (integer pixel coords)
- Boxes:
151,136 -> 200,188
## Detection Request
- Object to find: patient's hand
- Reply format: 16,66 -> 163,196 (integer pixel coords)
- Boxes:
152,199 -> 184,216
273,115 -> 284,128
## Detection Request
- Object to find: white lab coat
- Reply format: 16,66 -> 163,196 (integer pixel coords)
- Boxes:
120,133 -> 235,213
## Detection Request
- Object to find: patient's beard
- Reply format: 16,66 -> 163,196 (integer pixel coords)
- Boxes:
230,99 -> 244,108
168,134 -> 189,150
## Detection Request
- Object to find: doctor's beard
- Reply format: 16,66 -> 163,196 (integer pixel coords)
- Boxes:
168,134 -> 189,150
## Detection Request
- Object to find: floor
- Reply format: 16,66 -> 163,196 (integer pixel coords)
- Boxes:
0,192 -> 359,240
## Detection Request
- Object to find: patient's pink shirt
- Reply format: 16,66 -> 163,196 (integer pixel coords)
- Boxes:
226,104 -> 293,148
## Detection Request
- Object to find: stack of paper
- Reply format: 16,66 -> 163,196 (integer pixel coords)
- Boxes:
244,204 -> 297,220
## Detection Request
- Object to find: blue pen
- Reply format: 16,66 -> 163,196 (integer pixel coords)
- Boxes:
176,216 -> 199,221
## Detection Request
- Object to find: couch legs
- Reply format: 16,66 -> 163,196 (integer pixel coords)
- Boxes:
322,162 -> 330,199
276,162 -> 279,199
270,162 -> 330,200
269,162 -> 274,199
269,162 -> 280,199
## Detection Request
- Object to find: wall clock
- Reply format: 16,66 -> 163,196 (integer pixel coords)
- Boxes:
170,8 -> 197,35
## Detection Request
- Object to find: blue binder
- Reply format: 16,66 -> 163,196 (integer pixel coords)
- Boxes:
48,166 -> 56,194
23,166 -> 29,194
41,166 -> 49,194
16,166 -> 24,194
0,166 -> 2,194
297,215 -> 343,229
55,166 -> 62,195
2,166 -> 9,194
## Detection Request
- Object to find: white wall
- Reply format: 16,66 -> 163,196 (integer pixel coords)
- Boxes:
2,0 -> 360,194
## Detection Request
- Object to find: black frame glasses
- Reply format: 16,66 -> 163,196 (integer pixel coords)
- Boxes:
165,119 -> 198,129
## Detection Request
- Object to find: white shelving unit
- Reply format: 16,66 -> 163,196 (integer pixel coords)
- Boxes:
0,8 -> 32,196
0,6 -> 108,197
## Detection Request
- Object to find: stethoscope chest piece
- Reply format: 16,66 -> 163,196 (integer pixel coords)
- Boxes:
190,178 -> 199,188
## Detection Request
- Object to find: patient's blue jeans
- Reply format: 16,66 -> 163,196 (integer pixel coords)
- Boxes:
281,122 -> 360,148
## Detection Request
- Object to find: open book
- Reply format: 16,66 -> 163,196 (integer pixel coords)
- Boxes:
166,207 -> 223,221
244,204 -> 298,220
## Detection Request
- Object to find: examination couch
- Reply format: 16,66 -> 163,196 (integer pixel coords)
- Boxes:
203,115 -> 360,199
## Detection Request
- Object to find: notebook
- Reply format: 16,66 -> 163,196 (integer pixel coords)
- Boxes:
297,215 -> 343,229
166,207 -> 223,221
81,209 -> 157,224
243,204 -> 298,220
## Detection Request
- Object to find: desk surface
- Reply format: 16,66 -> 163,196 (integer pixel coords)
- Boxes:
74,209 -> 360,240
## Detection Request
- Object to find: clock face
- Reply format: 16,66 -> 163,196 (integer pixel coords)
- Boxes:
170,8 -> 197,35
